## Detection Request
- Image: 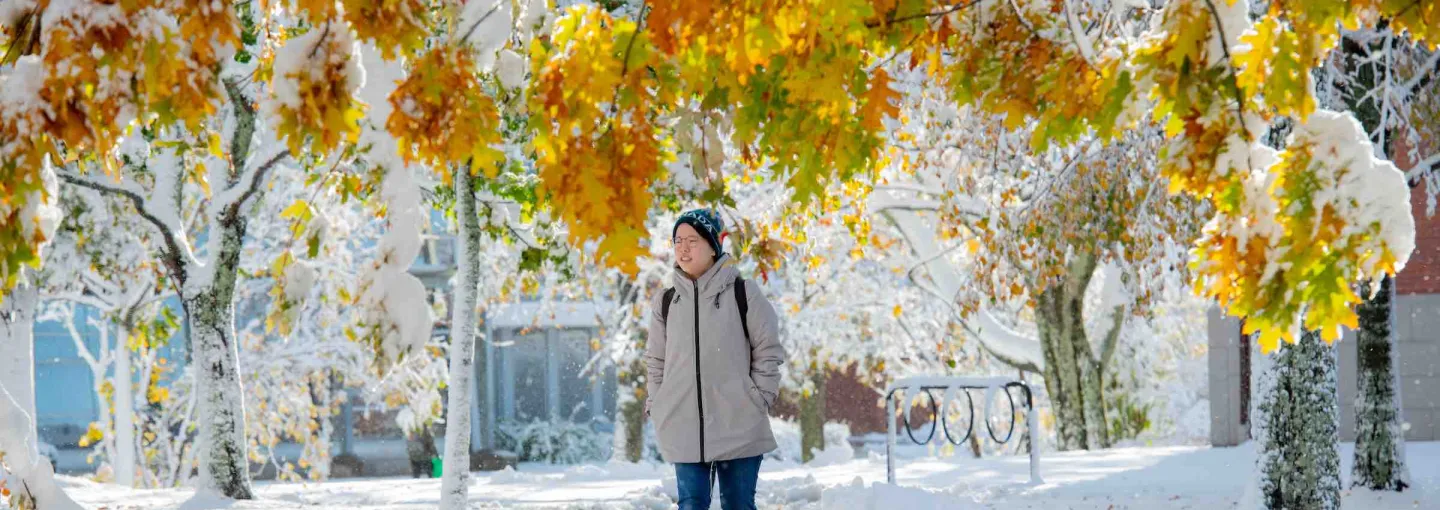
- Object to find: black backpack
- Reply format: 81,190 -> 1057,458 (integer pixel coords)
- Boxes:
661,276 -> 750,342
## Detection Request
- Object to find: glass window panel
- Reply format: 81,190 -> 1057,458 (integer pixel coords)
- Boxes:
505,329 -> 548,422
555,328 -> 597,423
35,360 -> 96,446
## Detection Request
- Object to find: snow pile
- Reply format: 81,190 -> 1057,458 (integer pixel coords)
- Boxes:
624,483 -> 677,510
307,212 -> 332,248
820,477 -> 958,510
47,442 -> 1440,509
1201,110 -> 1415,326
176,488 -> 236,510
808,439 -> 857,467
768,418 -> 855,465
560,463 -> 608,481
559,460 -> 664,481
759,474 -> 824,503
1213,135 -> 1284,251
486,466 -> 547,484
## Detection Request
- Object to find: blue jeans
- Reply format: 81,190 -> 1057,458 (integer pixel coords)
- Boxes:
675,455 -> 763,510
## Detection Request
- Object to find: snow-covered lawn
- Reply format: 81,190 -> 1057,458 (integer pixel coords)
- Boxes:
60,442 -> 1439,509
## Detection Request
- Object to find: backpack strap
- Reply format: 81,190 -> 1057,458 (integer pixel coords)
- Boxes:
662,287 -> 676,323
735,276 -> 755,374
734,276 -> 750,342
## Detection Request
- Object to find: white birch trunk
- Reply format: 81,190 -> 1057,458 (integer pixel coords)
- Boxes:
611,382 -> 630,462
115,327 -> 137,487
0,284 -> 83,510
440,168 -> 482,510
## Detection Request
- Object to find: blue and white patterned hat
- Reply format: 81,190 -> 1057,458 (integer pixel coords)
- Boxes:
673,209 -> 725,259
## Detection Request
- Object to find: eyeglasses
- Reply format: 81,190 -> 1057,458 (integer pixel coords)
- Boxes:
673,236 -> 705,250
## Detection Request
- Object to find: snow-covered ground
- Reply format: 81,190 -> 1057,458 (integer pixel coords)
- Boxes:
58,442 -> 1439,509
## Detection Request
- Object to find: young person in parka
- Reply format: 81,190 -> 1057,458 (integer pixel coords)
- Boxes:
645,209 -> 786,510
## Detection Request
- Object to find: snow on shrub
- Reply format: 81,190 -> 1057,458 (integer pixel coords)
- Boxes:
497,419 -> 610,464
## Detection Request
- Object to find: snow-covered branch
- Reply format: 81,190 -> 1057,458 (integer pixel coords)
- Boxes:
874,204 -> 1045,372
216,149 -> 290,214
962,310 -> 1044,373
1064,0 -> 1098,65
55,169 -> 195,277
1405,152 -> 1438,182
1399,47 -> 1440,95
873,183 -> 943,197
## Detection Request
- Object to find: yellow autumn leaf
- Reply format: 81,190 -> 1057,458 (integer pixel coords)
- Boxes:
280,200 -> 310,220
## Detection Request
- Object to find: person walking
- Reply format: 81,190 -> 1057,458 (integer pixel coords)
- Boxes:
645,209 -> 786,510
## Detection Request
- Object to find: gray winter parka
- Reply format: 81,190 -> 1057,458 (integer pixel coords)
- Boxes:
645,255 -> 786,464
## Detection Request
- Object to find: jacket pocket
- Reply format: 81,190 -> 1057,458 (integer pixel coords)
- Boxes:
744,378 -> 769,413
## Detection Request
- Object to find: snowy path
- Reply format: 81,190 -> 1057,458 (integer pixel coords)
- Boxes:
59,442 -> 1439,509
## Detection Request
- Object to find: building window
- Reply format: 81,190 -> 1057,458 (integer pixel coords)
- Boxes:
493,326 -> 613,425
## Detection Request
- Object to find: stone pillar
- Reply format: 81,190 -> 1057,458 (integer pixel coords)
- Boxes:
1208,306 -> 1247,446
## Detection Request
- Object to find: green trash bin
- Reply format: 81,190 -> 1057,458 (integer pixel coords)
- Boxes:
431,456 -> 443,478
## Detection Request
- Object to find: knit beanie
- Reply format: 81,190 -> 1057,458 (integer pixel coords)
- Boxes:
673,209 -> 725,260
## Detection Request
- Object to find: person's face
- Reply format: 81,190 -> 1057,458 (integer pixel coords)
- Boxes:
673,223 -> 715,277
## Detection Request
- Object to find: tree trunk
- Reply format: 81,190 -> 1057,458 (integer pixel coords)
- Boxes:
475,314 -> 491,454
114,326 -> 137,487
617,358 -> 646,463
1035,253 -> 1111,451
0,284 -> 84,510
185,287 -> 252,498
1075,314 -> 1109,448
1255,329 -> 1341,510
176,205 -> 255,499
800,369 -> 827,463
1,286 -> 40,450
1352,276 -> 1409,491
440,168 -> 482,510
